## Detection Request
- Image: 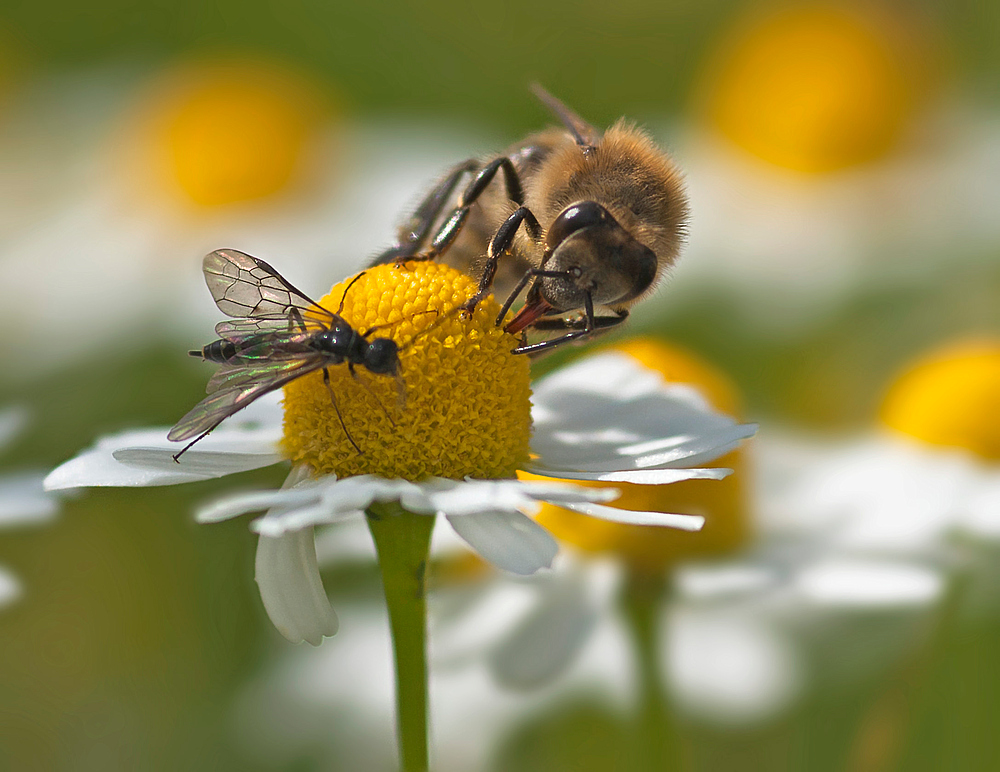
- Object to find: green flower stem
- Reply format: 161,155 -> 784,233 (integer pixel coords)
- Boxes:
622,568 -> 683,771
367,503 -> 436,772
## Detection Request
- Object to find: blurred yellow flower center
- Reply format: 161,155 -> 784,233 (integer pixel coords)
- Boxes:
524,339 -> 750,574
703,5 -> 931,172
140,59 -> 329,207
880,340 -> 1000,461
281,262 -> 532,480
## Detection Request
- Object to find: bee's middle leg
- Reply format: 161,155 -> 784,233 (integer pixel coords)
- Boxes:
461,205 -> 541,315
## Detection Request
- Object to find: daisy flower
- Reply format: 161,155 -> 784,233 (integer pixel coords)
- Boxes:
46,261 -> 755,771
766,338 -> 1000,555
395,340 -> 945,766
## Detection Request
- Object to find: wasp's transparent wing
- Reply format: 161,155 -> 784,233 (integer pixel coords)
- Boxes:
169,358 -> 323,442
203,249 -> 337,321
215,316 -> 329,341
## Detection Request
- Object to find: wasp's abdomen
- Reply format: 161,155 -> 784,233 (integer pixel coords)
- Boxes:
197,339 -> 240,363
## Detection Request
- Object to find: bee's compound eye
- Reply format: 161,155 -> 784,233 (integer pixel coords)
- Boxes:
365,338 -> 399,374
546,201 -> 614,249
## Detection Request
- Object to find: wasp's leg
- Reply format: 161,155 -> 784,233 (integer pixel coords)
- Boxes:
171,428 -> 215,463
510,299 -> 629,356
370,159 -> 480,266
461,206 -> 542,315
287,307 -> 308,333
346,362 -> 397,428
324,367 -> 362,454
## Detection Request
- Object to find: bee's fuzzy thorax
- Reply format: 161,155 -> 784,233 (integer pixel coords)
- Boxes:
525,121 -> 688,298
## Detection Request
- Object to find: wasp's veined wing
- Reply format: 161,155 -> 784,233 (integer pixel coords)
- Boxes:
214,317 -> 328,340
205,328 -> 319,365
169,357 -> 323,442
204,249 -> 337,322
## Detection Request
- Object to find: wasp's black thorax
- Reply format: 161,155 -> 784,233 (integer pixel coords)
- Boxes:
311,323 -> 366,364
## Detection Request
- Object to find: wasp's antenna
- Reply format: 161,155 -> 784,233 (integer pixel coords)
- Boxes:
362,309 -> 438,340
336,271 -> 367,315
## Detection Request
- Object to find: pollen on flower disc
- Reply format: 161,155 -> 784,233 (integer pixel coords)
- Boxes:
281,262 -> 532,480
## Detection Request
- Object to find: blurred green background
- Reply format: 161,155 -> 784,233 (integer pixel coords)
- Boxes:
2,0 -> 1000,769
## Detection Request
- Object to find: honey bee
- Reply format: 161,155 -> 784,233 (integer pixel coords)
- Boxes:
372,85 -> 688,355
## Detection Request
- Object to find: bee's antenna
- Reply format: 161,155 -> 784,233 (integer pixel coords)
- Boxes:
530,83 -> 600,152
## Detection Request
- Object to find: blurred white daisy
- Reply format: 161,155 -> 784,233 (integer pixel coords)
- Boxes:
45,266 -> 756,647
764,338 -> 1000,554
0,405 -> 61,608
0,56 -> 488,376
649,5 -> 1000,332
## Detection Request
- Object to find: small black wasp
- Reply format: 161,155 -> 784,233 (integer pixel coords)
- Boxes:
169,249 -> 408,461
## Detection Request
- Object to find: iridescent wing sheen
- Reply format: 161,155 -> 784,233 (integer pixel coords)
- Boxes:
215,316 -> 328,340
168,357 -> 324,441
203,249 -> 337,322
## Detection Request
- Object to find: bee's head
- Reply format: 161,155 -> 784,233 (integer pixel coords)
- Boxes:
538,201 -> 657,311
363,338 -> 400,375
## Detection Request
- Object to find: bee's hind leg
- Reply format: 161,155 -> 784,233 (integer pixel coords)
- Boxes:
419,156 -> 531,267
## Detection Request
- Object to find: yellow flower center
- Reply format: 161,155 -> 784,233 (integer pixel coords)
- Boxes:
701,5 -> 934,172
880,339 -> 1000,461
281,262 -> 532,479
134,57 -> 331,207
523,339 -> 750,575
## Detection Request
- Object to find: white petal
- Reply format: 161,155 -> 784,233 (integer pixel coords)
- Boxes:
253,504 -> 363,536
489,575 -> 598,689
45,424 -> 283,490
795,560 -> 943,608
531,353 -> 755,473
446,510 -> 558,575
255,528 -> 339,645
0,472 -> 59,527
0,565 -> 23,609
197,488 -> 321,523
522,465 -> 731,485
0,405 -> 29,451
675,563 -> 778,600
427,478 -> 618,517
668,608 -> 802,723
550,499 -> 705,531
248,476 -> 430,536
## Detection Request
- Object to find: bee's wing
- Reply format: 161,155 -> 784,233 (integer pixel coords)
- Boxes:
169,357 -> 323,442
531,84 -> 601,148
203,249 -> 337,322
